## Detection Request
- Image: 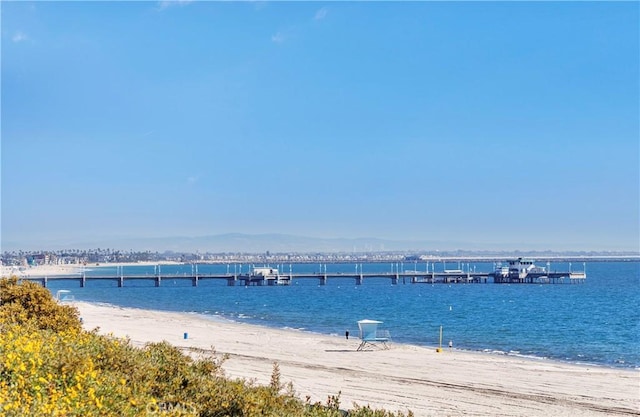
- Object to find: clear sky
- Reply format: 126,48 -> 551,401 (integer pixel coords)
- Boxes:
2,1 -> 638,252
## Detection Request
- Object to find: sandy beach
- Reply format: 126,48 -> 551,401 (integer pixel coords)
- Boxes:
0,261 -> 182,278
1,264 -> 82,278
73,301 -> 639,416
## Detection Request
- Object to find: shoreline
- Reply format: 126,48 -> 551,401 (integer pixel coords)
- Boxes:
72,301 -> 639,416
84,300 -> 639,372
227,314 -> 638,372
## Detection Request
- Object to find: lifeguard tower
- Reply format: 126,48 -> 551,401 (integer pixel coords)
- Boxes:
55,290 -> 74,302
357,319 -> 390,351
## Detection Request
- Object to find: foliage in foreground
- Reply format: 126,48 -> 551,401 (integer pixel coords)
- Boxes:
0,277 -> 412,416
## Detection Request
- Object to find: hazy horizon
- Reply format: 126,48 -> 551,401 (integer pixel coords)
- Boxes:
2,2 -> 638,253
2,232 -> 638,254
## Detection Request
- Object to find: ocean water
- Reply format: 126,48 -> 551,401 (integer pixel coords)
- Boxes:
46,261 -> 639,369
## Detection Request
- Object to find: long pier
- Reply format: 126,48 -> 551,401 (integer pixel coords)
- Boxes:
18,269 -> 586,288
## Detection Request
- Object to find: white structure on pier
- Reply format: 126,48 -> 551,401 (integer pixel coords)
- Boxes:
246,267 -> 290,285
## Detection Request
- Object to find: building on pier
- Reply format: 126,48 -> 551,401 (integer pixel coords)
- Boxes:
493,258 -> 586,284
240,267 -> 291,286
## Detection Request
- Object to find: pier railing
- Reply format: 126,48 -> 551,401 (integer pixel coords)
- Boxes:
15,267 -> 585,288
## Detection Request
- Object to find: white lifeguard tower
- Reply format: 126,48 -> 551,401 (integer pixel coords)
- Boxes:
357,319 -> 390,351
55,290 -> 74,303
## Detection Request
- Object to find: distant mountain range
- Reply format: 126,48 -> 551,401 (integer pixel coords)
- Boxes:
73,233 -> 463,253
2,233 -> 637,255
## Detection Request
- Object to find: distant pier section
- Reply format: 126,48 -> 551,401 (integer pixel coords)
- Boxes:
18,258 -> 586,288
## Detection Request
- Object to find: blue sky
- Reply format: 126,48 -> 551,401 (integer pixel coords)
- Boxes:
2,1 -> 638,251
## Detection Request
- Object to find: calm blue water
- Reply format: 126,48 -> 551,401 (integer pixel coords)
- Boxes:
46,261 -> 639,369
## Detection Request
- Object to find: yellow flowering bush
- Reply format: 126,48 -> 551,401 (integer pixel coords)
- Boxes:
0,277 -> 82,332
0,278 -> 412,416
0,321 -> 158,415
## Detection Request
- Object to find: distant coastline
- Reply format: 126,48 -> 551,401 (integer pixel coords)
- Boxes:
2,249 -> 639,272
